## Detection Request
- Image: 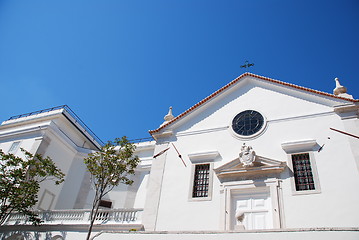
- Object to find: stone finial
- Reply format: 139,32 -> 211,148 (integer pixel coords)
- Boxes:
334,78 -> 347,95
164,106 -> 174,122
160,107 -> 174,127
333,78 -> 353,99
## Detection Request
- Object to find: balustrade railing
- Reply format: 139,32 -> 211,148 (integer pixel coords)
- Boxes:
5,209 -> 143,225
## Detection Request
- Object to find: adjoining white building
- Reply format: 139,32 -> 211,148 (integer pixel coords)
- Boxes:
0,73 -> 358,240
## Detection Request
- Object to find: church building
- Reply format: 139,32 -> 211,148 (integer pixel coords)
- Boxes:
1,73 -> 358,239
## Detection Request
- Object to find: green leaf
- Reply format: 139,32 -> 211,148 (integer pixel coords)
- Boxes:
84,136 -> 140,240
0,149 -> 65,225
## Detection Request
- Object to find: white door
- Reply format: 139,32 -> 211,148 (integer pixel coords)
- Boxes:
232,191 -> 272,230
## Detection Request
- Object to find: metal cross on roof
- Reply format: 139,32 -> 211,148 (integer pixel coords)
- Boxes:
240,60 -> 254,68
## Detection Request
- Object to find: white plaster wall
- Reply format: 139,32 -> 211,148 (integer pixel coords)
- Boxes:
84,168 -> 151,210
0,119 -> 51,138
103,183 -> 130,209
2,229 -> 359,240
173,81 -> 343,134
154,143 -> 222,231
55,155 -> 89,209
82,172 -> 149,210
280,117 -> 359,228
52,117 -> 95,149
0,137 -> 37,156
36,133 -> 78,210
0,113 -> 100,211
151,81 -> 359,231
133,171 -> 150,208
78,142 -> 154,210
94,230 -> 359,240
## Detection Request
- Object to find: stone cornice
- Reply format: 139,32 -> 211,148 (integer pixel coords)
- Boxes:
214,156 -> 286,180
281,139 -> 318,153
334,104 -> 359,119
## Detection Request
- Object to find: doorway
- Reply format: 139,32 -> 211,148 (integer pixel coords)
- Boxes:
231,189 -> 272,230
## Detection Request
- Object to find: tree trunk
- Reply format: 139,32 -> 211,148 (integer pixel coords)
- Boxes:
86,199 -> 101,240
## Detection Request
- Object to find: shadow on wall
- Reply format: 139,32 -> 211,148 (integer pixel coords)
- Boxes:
1,231 -> 67,240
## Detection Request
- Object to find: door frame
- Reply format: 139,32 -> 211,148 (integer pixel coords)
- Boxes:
220,178 -> 284,230
231,189 -> 272,230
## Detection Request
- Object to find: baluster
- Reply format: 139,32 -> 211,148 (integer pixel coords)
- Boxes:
132,210 -> 136,221
116,211 -> 121,222
5,208 -> 143,225
119,211 -> 124,222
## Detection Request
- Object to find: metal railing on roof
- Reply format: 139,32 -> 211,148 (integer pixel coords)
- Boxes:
8,105 -> 69,120
7,105 -> 105,146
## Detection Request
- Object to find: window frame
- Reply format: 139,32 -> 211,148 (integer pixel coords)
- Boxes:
8,141 -> 21,153
229,110 -> 268,140
187,150 -> 218,201
291,153 -> 315,191
287,151 -> 321,195
189,162 -> 213,201
281,140 -> 321,195
192,163 -> 211,198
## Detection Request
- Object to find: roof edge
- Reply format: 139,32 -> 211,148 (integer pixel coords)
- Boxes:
149,72 -> 358,134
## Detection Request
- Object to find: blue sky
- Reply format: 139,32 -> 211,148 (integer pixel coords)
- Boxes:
0,0 -> 358,142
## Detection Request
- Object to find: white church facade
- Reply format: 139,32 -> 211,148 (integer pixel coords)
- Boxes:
0,73 -> 358,239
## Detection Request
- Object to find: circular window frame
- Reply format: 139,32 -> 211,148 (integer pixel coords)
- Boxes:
229,110 -> 267,140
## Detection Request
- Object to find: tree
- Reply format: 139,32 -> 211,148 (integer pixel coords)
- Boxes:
0,149 -> 65,225
84,136 -> 139,240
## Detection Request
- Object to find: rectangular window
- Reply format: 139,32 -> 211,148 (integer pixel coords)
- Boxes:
192,164 -> 210,198
292,153 -> 315,191
8,141 -> 20,153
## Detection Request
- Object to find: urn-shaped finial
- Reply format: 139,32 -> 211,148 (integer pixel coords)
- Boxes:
333,78 -> 353,99
334,78 -> 347,95
160,106 -> 175,127
164,106 -> 174,122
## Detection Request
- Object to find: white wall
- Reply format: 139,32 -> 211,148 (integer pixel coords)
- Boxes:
2,229 -> 359,240
147,79 -> 359,231
0,111 -> 100,211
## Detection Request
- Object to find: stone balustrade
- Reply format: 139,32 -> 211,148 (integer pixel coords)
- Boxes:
5,208 -> 143,225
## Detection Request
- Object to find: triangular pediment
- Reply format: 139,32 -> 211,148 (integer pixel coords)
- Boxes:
150,73 -> 357,139
150,73 -> 357,137
214,155 -> 286,180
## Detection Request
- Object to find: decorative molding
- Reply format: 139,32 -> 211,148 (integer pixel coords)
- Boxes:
188,150 -> 219,163
152,130 -> 173,140
175,112 -> 336,139
176,126 -> 229,137
268,111 -> 335,124
334,104 -> 359,119
150,72 -> 358,135
135,142 -> 156,151
221,178 -> 282,230
136,157 -> 153,171
0,124 -> 48,140
214,155 -> 286,180
238,144 -> 256,167
1,109 -> 64,126
281,140 -> 318,153
38,189 -> 56,211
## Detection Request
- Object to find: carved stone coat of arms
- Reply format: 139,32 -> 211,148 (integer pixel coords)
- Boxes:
239,144 -> 256,167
